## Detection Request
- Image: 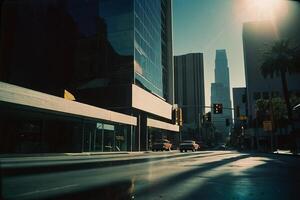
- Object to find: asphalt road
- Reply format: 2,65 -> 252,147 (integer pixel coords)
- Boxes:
1,151 -> 300,200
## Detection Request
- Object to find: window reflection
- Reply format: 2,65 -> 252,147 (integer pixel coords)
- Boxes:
134,0 -> 164,97
0,0 -> 134,108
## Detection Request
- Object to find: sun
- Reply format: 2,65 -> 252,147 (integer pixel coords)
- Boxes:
235,0 -> 289,22
253,0 -> 275,12
251,0 -> 287,21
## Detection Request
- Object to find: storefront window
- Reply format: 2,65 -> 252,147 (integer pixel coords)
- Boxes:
0,104 -> 134,154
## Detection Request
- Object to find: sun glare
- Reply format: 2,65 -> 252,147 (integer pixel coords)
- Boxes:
253,0 -> 276,12
235,0 -> 289,23
251,0 -> 288,21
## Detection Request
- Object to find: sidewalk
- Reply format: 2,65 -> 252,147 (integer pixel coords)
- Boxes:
273,150 -> 300,156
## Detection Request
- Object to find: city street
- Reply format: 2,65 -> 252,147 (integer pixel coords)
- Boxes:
1,151 -> 300,200
1,1 -> 300,200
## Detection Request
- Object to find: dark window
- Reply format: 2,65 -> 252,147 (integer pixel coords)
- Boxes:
242,94 -> 247,103
262,92 -> 269,99
253,92 -> 261,100
271,91 -> 280,98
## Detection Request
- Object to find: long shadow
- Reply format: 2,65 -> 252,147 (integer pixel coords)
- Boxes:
179,157 -> 300,200
41,155 -> 300,200
43,180 -> 135,200
2,154 -> 250,200
2,151 -> 233,177
134,154 -> 251,198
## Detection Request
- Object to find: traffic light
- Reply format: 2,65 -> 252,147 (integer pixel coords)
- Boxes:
173,108 -> 183,126
177,108 -> 183,126
207,112 -> 211,122
204,112 -> 211,122
213,103 -> 223,114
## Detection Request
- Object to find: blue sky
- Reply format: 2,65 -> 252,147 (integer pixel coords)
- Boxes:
172,0 -> 290,108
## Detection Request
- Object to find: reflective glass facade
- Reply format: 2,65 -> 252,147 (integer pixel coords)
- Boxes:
0,0 -> 134,107
0,0 -> 171,106
134,0 -> 163,97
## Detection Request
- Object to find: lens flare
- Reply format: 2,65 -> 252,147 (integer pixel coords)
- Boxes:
251,0 -> 287,21
234,0 -> 289,22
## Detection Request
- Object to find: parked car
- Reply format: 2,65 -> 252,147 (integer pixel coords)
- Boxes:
152,139 -> 172,151
179,140 -> 199,152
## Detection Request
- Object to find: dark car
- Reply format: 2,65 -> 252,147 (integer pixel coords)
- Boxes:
152,139 -> 172,151
179,140 -> 199,152
197,142 -> 209,151
215,143 -> 227,150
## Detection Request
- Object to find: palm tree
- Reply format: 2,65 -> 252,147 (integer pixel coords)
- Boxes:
260,39 -> 300,153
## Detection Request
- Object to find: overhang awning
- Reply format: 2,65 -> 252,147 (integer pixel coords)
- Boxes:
0,82 -> 137,126
132,84 -> 172,120
147,118 -> 179,132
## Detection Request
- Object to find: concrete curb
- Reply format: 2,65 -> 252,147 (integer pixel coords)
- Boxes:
272,151 -> 300,157
238,150 -> 300,157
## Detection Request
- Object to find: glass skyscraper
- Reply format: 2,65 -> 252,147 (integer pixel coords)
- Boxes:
0,0 -> 177,153
211,49 -> 232,142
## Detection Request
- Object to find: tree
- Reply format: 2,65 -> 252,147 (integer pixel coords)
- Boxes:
260,39 -> 300,153
256,98 -> 288,128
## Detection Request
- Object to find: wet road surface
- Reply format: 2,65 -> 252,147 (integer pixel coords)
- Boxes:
1,151 -> 300,200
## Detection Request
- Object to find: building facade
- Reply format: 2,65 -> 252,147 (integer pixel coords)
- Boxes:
243,21 -> 300,123
174,53 -> 205,140
242,8 -> 300,150
211,50 -> 232,141
0,0 -> 178,153
231,87 -> 248,148
232,87 -> 247,126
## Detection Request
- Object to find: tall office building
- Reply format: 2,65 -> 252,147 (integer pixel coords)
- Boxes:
0,0 -> 178,153
211,49 -> 232,141
174,53 -> 205,140
243,21 -> 300,122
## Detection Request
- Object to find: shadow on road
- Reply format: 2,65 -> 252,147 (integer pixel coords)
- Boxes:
178,156 -> 300,200
38,154 -> 251,200
9,153 -> 299,200
133,154 -> 251,198
44,180 -> 135,200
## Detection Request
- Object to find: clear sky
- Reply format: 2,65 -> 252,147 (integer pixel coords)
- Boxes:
173,0 -> 289,110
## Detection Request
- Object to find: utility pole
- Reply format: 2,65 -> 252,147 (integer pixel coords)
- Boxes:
269,98 -> 275,152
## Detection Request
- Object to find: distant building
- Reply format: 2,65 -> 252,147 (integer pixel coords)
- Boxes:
174,53 -> 205,140
232,87 -> 247,142
211,50 -> 232,141
232,87 -> 247,127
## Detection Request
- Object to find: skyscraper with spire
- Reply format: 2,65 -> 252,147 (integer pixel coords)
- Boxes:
211,49 -> 232,141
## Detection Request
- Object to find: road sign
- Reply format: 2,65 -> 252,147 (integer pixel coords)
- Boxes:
64,89 -> 75,101
263,121 -> 272,132
239,115 -> 247,121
